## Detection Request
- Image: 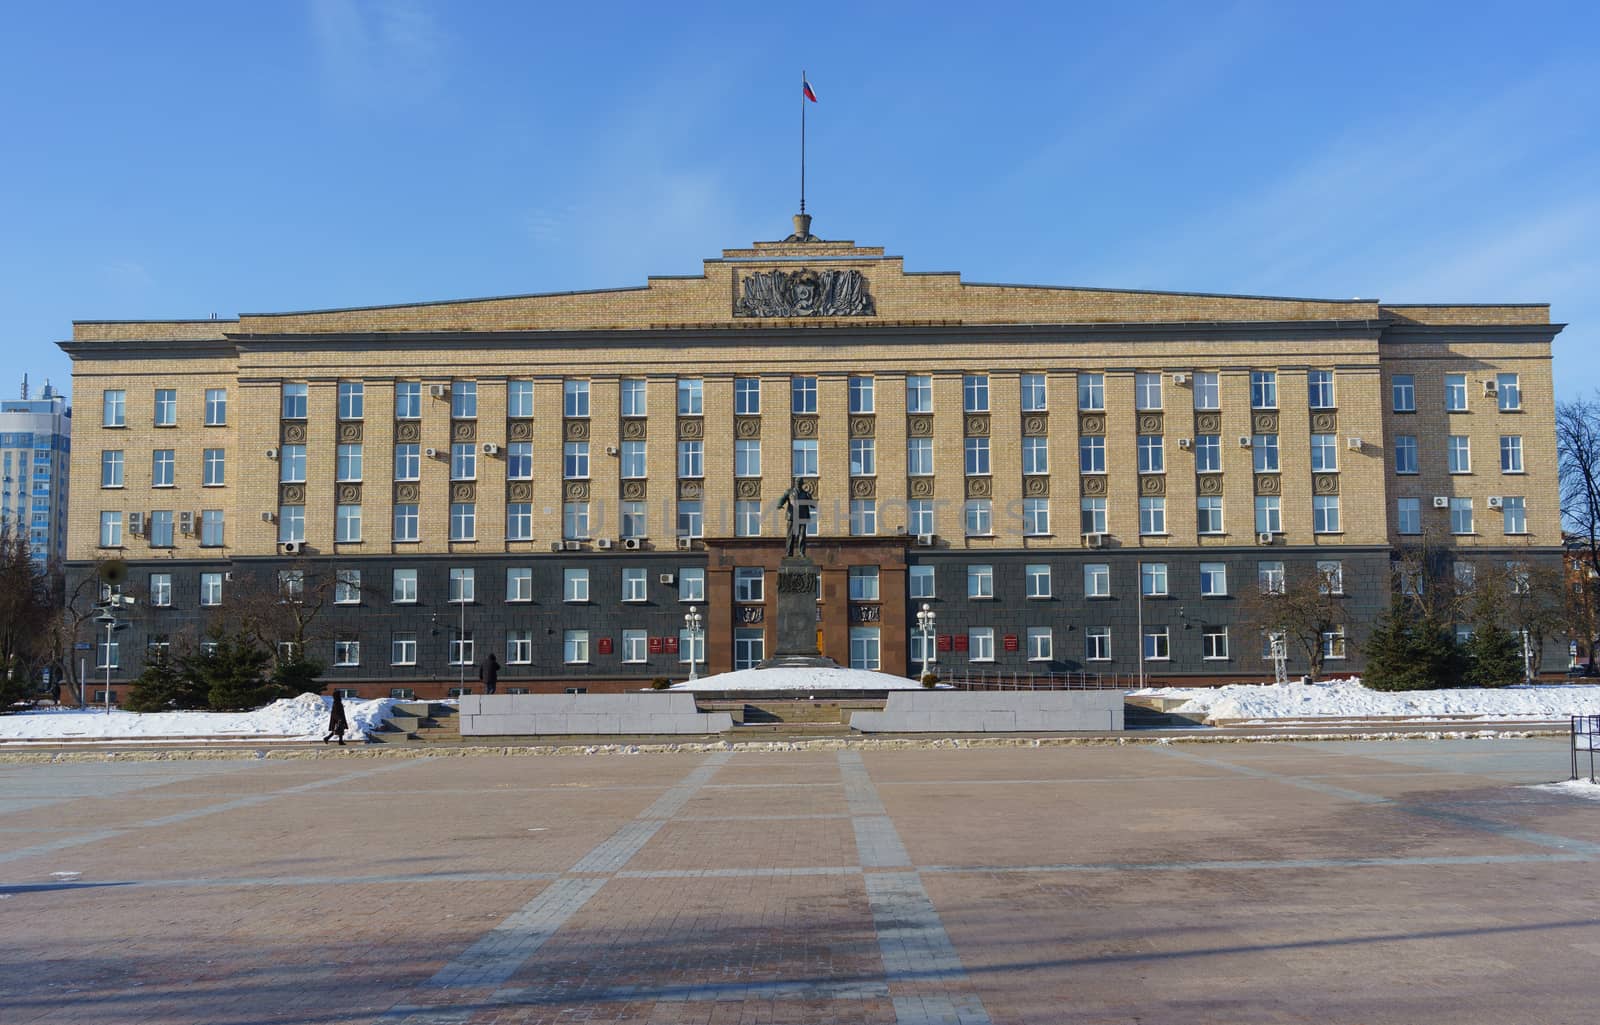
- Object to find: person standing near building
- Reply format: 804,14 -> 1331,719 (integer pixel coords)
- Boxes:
479,652 -> 500,695
323,692 -> 349,745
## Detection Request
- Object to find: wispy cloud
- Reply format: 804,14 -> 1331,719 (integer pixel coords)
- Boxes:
308,0 -> 445,108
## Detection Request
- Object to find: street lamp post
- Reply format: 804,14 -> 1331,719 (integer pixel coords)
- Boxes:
916,603 -> 936,680
684,605 -> 703,682
94,591 -> 134,713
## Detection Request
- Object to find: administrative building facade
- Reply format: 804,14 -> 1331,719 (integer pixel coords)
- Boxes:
61,223 -> 1565,697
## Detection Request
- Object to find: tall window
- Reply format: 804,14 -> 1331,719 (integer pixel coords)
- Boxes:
907,438 -> 934,476
1307,371 -> 1335,409
733,377 -> 759,415
200,572 -> 223,607
1084,563 -> 1110,598
448,567 -> 475,603
1196,497 -> 1224,534
507,379 -> 534,418
564,379 -> 590,417
1025,563 -> 1052,598
1502,496 -> 1527,534
149,573 -> 172,607
735,500 -> 762,536
335,504 -> 362,542
506,503 -> 533,540
1085,627 -> 1111,661
677,378 -> 703,416
451,380 -> 477,419
565,441 -> 590,479
449,629 -> 474,666
1447,436 -> 1471,474
337,444 -> 363,482
906,375 -> 932,414
1313,495 -> 1341,533
1135,372 -> 1162,410
392,569 -> 418,603
1250,371 -> 1277,409
392,633 -> 417,666
1501,436 -> 1523,473
1255,496 -> 1281,534
149,510 -> 174,547
622,567 -> 647,602
564,568 -> 589,602
101,450 -> 124,488
395,382 -> 421,419
1258,561 -> 1286,594
850,438 -> 876,476
1081,498 -> 1107,534
103,389 -> 125,427
849,499 -> 877,536
393,504 -> 419,542
1397,497 -> 1421,535
1394,436 -> 1418,474
1253,435 -> 1279,473
734,629 -> 765,670
791,376 -> 817,414
677,501 -> 703,539
1022,498 -> 1050,536
908,499 -> 935,536
964,499 -> 992,536
849,376 -> 875,413
281,382 -> 308,419
734,567 -> 764,603
679,567 -> 706,602
1445,374 -> 1468,412
1080,436 -> 1106,473
279,445 -> 306,483
1200,562 -> 1227,597
335,569 -> 362,604
1316,560 -> 1344,595
563,502 -> 589,540
152,450 -> 175,487
1195,435 -> 1221,472
1020,373 -> 1047,411
1497,373 -> 1521,411
622,630 -> 648,664
613,440 -> 643,479
507,442 -> 533,480
1310,434 -> 1338,473
1144,628 -> 1170,661
338,382 -> 364,420
1203,627 -> 1229,660
204,388 -> 227,426
1450,497 -> 1473,534
792,439 -> 819,477
1193,372 -> 1219,410
1137,436 -> 1164,474
1077,373 -> 1104,411
1141,562 -> 1168,596
850,627 -> 882,670
967,564 -> 994,599
620,502 -> 646,539
506,629 -> 533,665
964,437 -> 990,476
278,505 -> 305,543
963,374 -> 989,413
1022,436 -> 1048,475
153,389 -> 177,426
200,510 -> 224,547
620,378 -> 647,417
1139,497 -> 1166,535
395,444 -> 420,481
1392,374 -> 1415,413
450,502 -> 476,541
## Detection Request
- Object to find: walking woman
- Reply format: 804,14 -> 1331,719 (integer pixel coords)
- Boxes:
323,692 -> 349,746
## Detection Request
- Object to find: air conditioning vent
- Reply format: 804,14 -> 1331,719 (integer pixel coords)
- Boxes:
1482,380 -> 1498,396
915,533 -> 935,546
677,536 -> 694,550
481,443 -> 500,456
1238,436 -> 1253,448
604,445 -> 619,456
424,447 -> 439,459
265,447 -> 278,460
1084,532 -> 1105,548
658,572 -> 676,585
623,537 -> 643,550
1171,372 -> 1189,385
1486,496 -> 1504,509
179,511 -> 195,535
1433,496 -> 1450,508
1257,532 -> 1275,545
1176,437 -> 1192,450
1347,437 -> 1363,451
428,383 -> 449,399
281,541 -> 302,555
563,540 -> 582,551
549,541 -> 564,552
261,511 -> 276,523
594,538 -> 614,550
127,512 -> 145,535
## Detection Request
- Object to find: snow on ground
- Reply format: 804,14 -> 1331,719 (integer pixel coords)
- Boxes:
1529,779 -> 1600,801
672,665 -> 925,692
1135,677 -> 1600,723
0,694 -> 400,743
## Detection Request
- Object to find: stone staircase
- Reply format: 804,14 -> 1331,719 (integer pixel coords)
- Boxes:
1122,695 -> 1209,730
369,702 -> 460,744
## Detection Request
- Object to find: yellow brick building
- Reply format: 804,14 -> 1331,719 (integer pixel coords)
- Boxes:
61,219 -> 1565,697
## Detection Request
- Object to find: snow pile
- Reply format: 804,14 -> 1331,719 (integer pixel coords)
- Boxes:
1135,678 -> 1600,723
672,665 -> 924,692
0,694 -> 400,743
1529,779 -> 1600,802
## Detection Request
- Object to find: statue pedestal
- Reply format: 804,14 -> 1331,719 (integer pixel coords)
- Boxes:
759,556 -> 838,669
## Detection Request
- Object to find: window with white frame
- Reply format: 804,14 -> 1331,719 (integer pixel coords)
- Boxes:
1084,563 -> 1110,597
791,376 -> 817,414
279,445 -> 306,483
563,502 -> 588,540
903,437 -> 934,477
967,564 -> 994,599
622,567 -> 647,602
1253,435 -> 1279,472
1078,373 -> 1104,411
205,388 -> 227,425
278,570 -> 305,601
391,632 -> 417,666
1197,497 -> 1224,534
1397,497 -> 1422,534
1027,627 -> 1053,661
1450,497 -> 1473,534
1501,435 -> 1523,473
564,630 -> 589,664
1445,374 -> 1467,412
506,629 -> 533,665
334,639 -> 360,667
1139,497 -> 1166,535
394,382 -> 421,420
1392,374 -> 1415,413
451,380 -> 477,419
620,501 -> 646,539
149,573 -> 172,607
394,444 -> 420,481
148,510 -> 174,548
849,499 -> 877,536
733,377 -> 759,415
792,439 -> 819,477
1258,561 -> 1286,594
448,567 -> 475,604
1497,373 -> 1521,411
564,568 -> 589,602
1021,373 -> 1047,411
1195,434 -> 1221,472
1203,626 -> 1229,660
1135,372 -> 1163,410
1081,497 -> 1107,534
392,569 -> 418,603
1310,434 -> 1338,472
103,389 -> 126,427
909,564 -> 935,598
101,450 -> 124,488
1026,563 -> 1052,598
1141,562 -> 1168,596
849,375 -> 875,413
621,378 -> 647,417
1313,495 -> 1341,533
614,440 -> 644,479
1086,627 -> 1111,661
908,499 -> 935,536
1138,436 -> 1164,474
677,440 -> 703,479
200,572 -> 223,607
506,379 -> 534,418
451,443 -> 476,481
964,499 -> 992,536
338,381 -> 364,420
1200,562 -> 1227,597
393,504 -> 419,542
679,567 -> 705,602
563,441 -> 589,479
1322,628 -> 1347,660
278,505 -> 305,543
735,500 -> 762,537
906,375 -> 933,414
1144,628 -> 1170,660
1308,370 -> 1335,409
734,628 -> 765,670
450,502 -> 476,541
1080,436 -> 1106,473
1193,371 -> 1220,410
152,449 -> 175,488
848,566 -> 880,602
621,630 -> 648,664
850,438 -> 876,476
1395,435 -> 1418,474
965,436 -> 990,476
734,567 -> 764,603
281,382 -> 308,419
1023,498 -> 1050,536
1448,436 -> 1471,474
335,569 -> 361,604
563,379 -> 590,417
1255,496 -> 1281,534
1316,560 -> 1344,595
505,567 -> 532,602
963,374 -> 989,413
969,627 -> 995,662
678,629 -> 704,666
1250,371 -> 1277,409
335,504 -> 362,543
1021,436 -> 1048,475
677,501 -> 702,539
850,627 -> 881,670
506,503 -> 533,540
1502,496 -> 1526,534
677,378 -> 703,416
734,439 -> 760,478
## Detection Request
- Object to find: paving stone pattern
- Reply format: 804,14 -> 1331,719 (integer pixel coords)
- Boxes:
3,740 -> 1599,1023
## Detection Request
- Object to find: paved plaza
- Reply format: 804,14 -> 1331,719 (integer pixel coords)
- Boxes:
2,738 -> 1597,1024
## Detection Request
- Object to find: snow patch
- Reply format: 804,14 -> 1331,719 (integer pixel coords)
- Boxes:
1528,779 -> 1600,801
0,694 -> 400,743
1133,678 -> 1600,723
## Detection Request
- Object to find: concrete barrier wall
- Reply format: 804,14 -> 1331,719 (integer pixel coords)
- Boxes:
460,693 -> 733,736
850,691 -> 1126,733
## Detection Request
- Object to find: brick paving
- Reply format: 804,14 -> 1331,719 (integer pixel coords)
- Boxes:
2,739 -> 1598,1023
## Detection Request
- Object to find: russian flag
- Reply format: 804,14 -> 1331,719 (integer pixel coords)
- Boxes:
803,77 -> 817,103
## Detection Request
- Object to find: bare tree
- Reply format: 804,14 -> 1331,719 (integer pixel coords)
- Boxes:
221,560 -> 345,667
46,568 -> 112,706
1236,562 -> 1348,680
0,531 -> 51,703
1557,396 -> 1600,672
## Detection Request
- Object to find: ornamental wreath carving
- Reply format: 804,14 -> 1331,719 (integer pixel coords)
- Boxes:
338,422 -> 362,444
1195,412 -> 1221,434
396,420 -> 422,443
621,418 -> 647,441
1022,414 -> 1048,437
508,419 -> 534,442
1024,475 -> 1049,497
908,415 -> 933,438
1314,473 -> 1341,495
1138,413 -> 1163,436
509,481 -> 533,502
621,480 -> 647,501
452,420 -> 476,442
1198,474 -> 1224,496
395,482 -> 419,503
1079,413 -> 1106,436
1082,474 -> 1107,496
280,484 -> 305,504
734,417 -> 760,439
282,422 -> 306,445
1311,412 -> 1338,433
735,269 -> 876,318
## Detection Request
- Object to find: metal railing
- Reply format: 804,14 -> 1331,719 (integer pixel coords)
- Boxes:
936,669 -> 1132,691
1573,715 -> 1599,783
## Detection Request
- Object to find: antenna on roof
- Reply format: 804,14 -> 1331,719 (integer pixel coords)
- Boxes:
19,373 -> 27,400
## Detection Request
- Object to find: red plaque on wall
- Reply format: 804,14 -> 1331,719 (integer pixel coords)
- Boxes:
952,634 -> 969,652
596,637 -> 613,655
664,637 -> 679,654
1003,634 -> 1019,652
936,634 -> 953,652
648,637 -> 664,654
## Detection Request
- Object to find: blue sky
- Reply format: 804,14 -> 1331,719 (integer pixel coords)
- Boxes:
3,1 -> 1596,402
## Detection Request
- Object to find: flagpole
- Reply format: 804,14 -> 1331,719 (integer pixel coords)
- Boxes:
800,69 -> 806,215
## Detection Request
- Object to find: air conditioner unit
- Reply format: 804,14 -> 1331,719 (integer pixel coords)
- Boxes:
261,511 -> 276,523
127,512 -> 145,535
1482,380 -> 1498,396
1172,372 -> 1190,385
595,538 -> 614,550
916,533 -> 935,546
563,540 -> 582,551
424,447 -> 439,459
658,572 -> 676,585
1347,437 -> 1363,451
1487,496 -> 1504,509
1432,496 -> 1450,508
265,447 -> 278,460
604,445 -> 619,456
1258,532 -> 1275,545
179,511 -> 195,535
1084,532 -> 1105,548
281,541 -> 302,555
1176,437 -> 1193,450
223,572 -> 233,582
481,443 -> 500,456
428,384 -> 449,399
623,537 -> 643,550
677,536 -> 694,550
549,541 -> 564,552
1238,436 -> 1253,448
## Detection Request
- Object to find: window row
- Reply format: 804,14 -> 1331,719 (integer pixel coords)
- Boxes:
907,624 -> 1262,664
1391,373 -> 1522,414
928,559 -> 1345,601
1392,435 -> 1524,475
1394,496 -> 1527,535
101,389 -> 227,428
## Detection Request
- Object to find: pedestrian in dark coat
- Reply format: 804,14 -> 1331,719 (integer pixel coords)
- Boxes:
479,652 -> 500,695
323,692 -> 349,745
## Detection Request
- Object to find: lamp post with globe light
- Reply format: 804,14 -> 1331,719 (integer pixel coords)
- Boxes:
916,603 -> 937,681
684,605 -> 703,682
